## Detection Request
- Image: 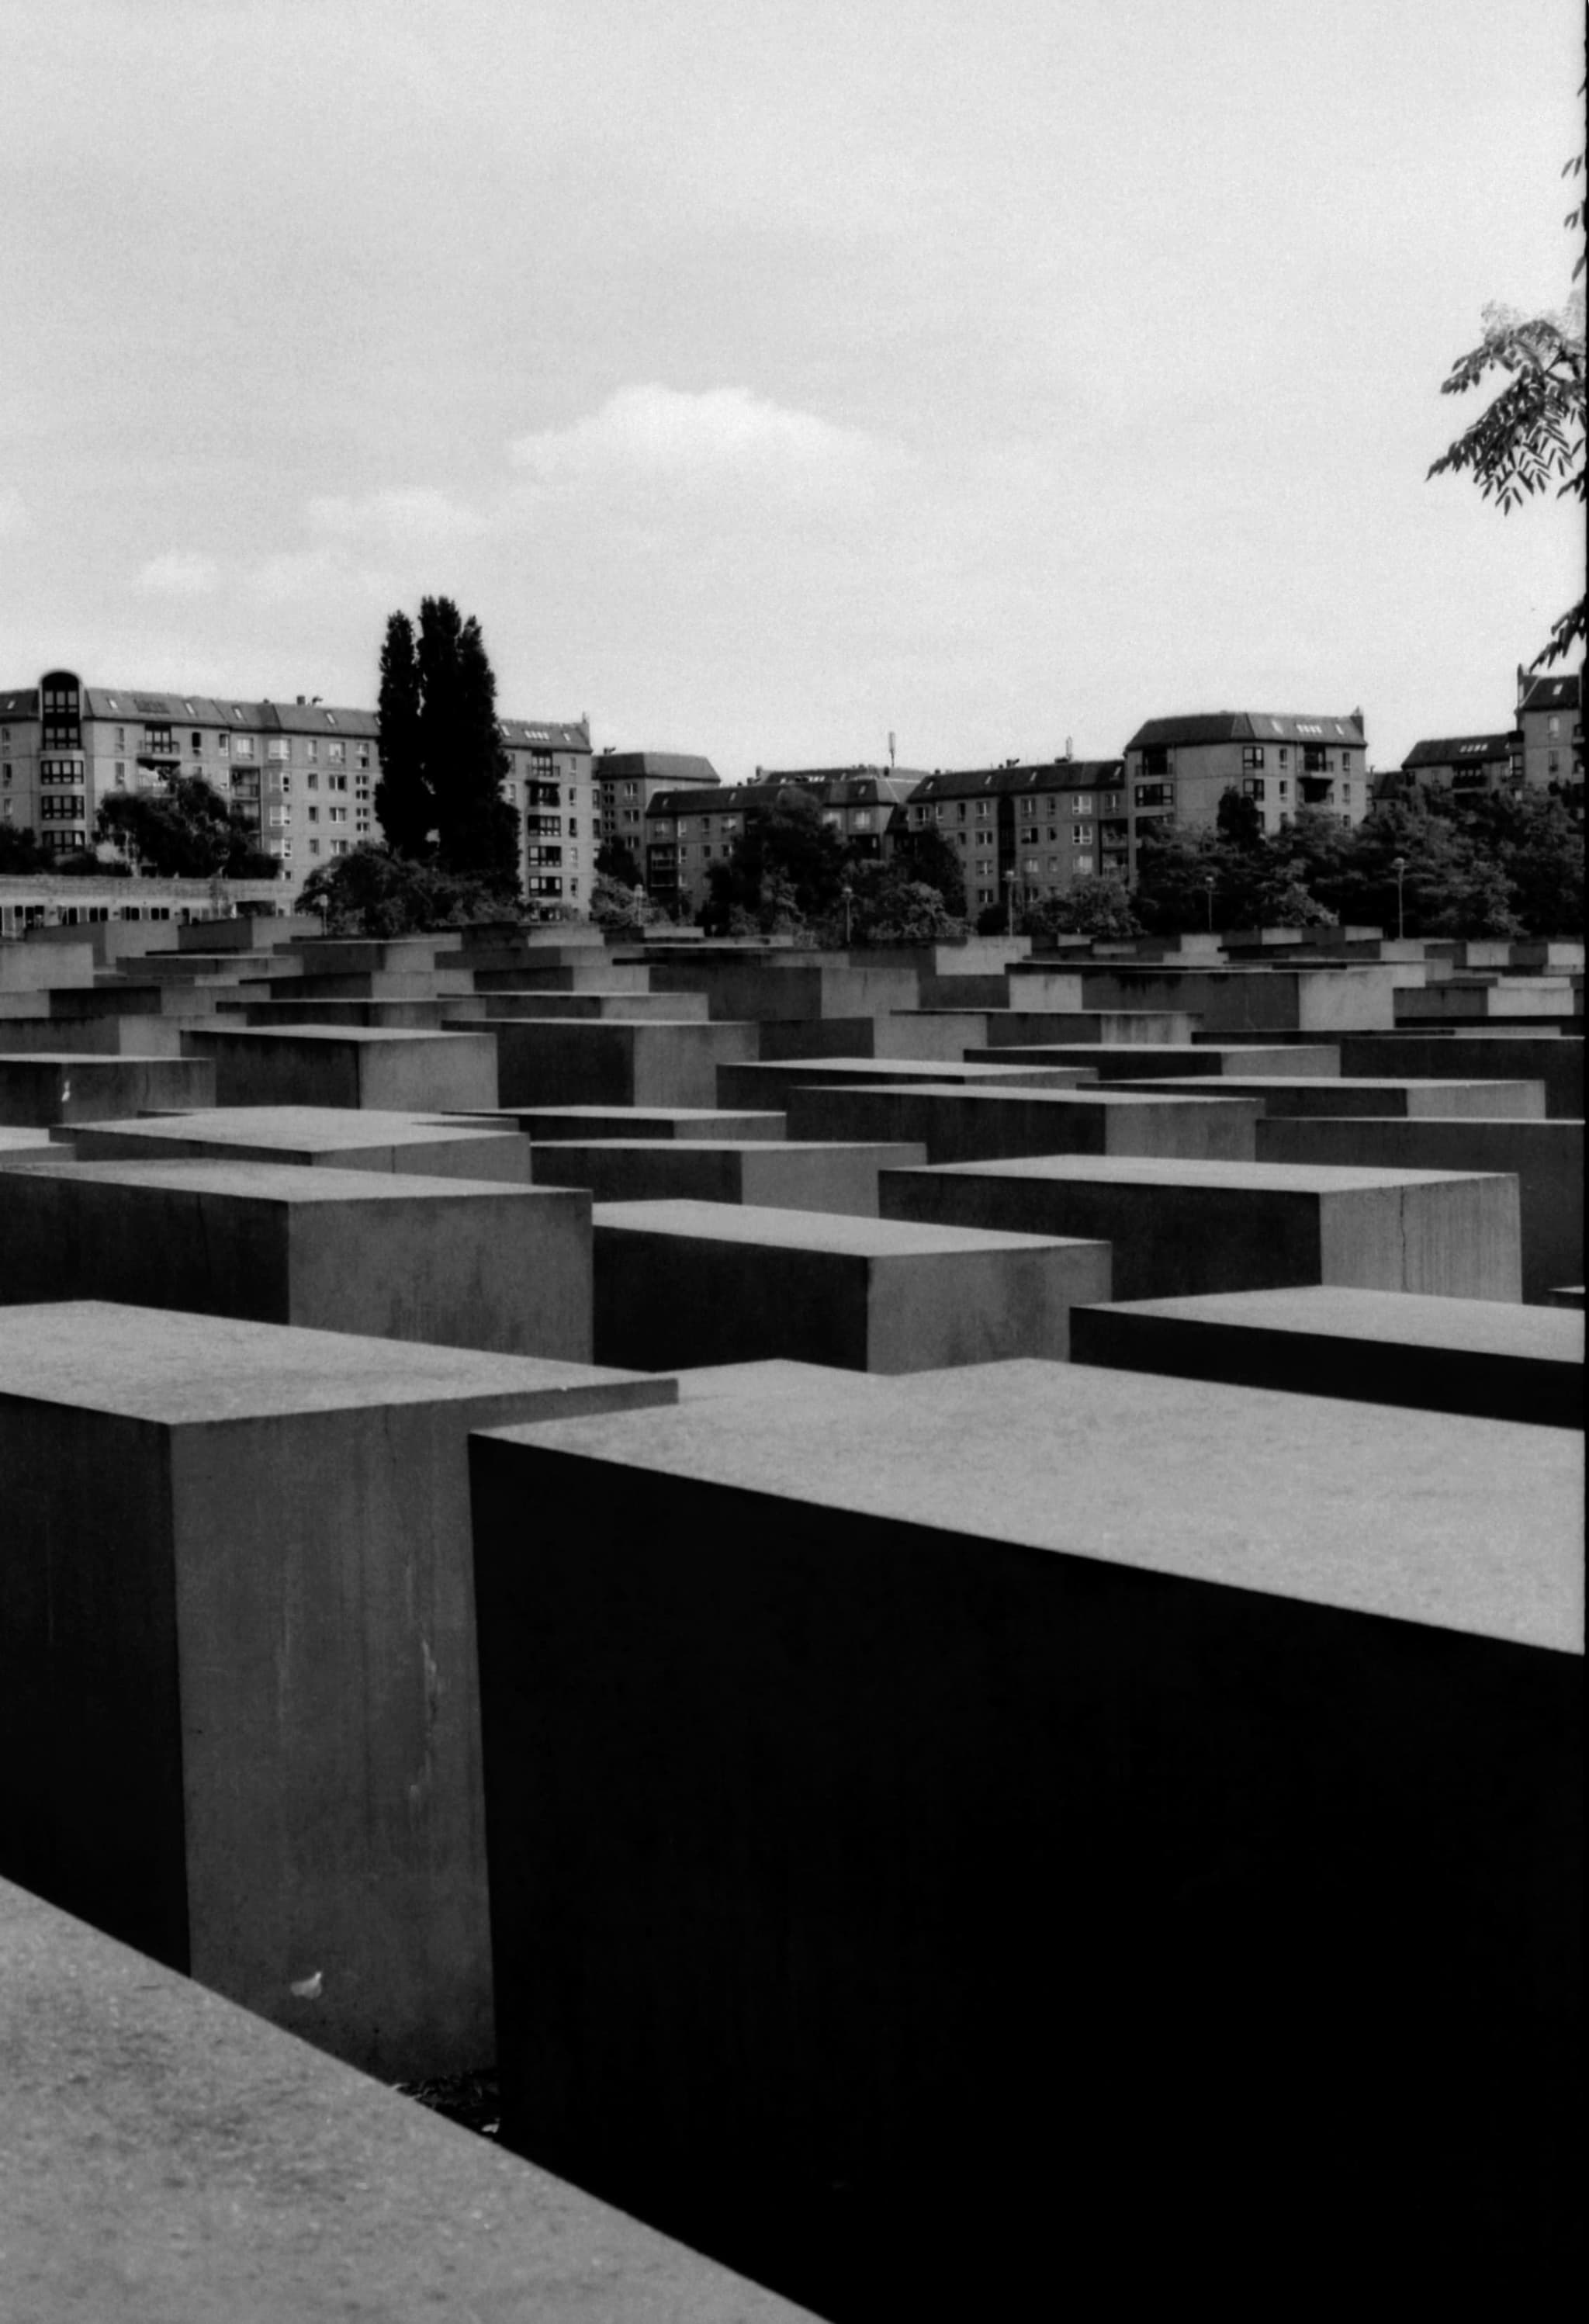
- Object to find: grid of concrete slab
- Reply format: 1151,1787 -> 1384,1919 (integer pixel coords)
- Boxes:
0,909 -> 1581,2319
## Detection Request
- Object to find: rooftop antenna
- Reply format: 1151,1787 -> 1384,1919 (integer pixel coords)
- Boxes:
1065,735 -> 1072,760
888,729 -> 896,769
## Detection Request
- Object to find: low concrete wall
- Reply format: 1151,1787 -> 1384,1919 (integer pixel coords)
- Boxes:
179,1026 -> 499,1111
784,1082 -> 1262,1165
530,1139 -> 928,1217
0,1053 -> 214,1126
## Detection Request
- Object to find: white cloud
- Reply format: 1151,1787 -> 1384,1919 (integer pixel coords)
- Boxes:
0,487 -> 35,539
510,384 -> 903,502
306,487 -> 494,543
137,550 -> 219,594
247,545 -> 394,607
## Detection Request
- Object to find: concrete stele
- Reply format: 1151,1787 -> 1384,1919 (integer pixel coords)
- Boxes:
0,1302 -> 677,2081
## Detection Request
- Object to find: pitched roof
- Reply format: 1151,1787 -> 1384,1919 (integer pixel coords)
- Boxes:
1518,671 -> 1580,713
0,688 -> 39,719
910,759 -> 1123,804
1401,733 -> 1519,769
646,781 -> 793,819
1124,712 -> 1366,750
594,751 -> 720,785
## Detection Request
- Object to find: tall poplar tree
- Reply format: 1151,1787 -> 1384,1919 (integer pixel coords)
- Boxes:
372,596 -> 521,895
373,610 -> 429,854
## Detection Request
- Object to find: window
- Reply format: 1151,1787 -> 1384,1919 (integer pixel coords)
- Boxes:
1071,824 -> 1089,845
331,838 -> 351,856
305,740 -> 318,764
1243,778 -> 1265,800
1340,751 -> 1353,774
306,772 -> 320,791
307,806 -> 320,824
329,807 -> 348,823
1241,747 -> 1265,773
309,840 -> 321,857
974,800 -> 991,821
279,774 -> 292,795
356,744 -> 371,769
1341,784 -> 1352,804
1549,751 -> 1561,774
1071,795 -> 1094,815
1134,783 -> 1172,808
267,739 -> 289,761
330,774 -> 348,792
957,803 -> 967,822
1303,746 -> 1327,772
327,742 -> 344,764
234,736 -> 254,760
1099,792 -> 1121,813
1278,779 -> 1290,798
1278,747 -> 1289,767
217,732 -> 229,757
191,733 -> 203,755
114,762 -> 125,786
1074,852 -> 1095,875
1022,857 -> 1040,875
1141,747 -> 1168,777
1548,715 -> 1560,739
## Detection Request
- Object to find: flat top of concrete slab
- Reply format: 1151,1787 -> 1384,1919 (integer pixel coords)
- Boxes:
78,1106 -> 522,1147
593,1197 -> 1103,1258
10,1159 -> 545,1204
447,1106 -> 788,1126
1080,1286 -> 1585,1359
819,1082 -> 1251,1110
902,1155 -> 1508,1191
541,1139 -> 924,1155
485,1358 -> 1581,1654
1114,1075 -> 1540,1094
185,1025 -> 487,1045
0,1051 -> 181,1067
0,1126 -> 55,1150
747,1057 -> 1092,1079
0,1302 -> 669,1425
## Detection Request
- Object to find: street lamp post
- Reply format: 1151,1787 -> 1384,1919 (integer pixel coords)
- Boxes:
1391,855 -> 1407,941
841,881 -> 853,947
1203,871 -> 1217,934
1003,868 -> 1016,937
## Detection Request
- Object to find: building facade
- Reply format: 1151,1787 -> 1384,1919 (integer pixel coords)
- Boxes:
1120,711 -> 1369,878
901,760 -> 1126,916
1515,668 -> 1583,794
1397,732 -> 1522,798
594,752 -> 720,872
0,670 -> 593,911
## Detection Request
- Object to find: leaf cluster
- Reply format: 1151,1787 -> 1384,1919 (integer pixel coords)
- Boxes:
96,775 -> 277,880
296,843 -> 518,937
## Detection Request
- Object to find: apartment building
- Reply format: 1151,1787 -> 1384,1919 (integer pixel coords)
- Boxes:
1398,732 -> 1521,797
0,669 -> 592,910
902,760 -> 1126,915
1120,711 -> 1369,878
1515,668 -> 1583,792
594,751 -> 719,869
642,779 -> 809,916
801,769 -> 925,861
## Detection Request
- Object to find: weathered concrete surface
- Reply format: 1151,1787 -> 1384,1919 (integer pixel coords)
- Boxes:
0,940 -> 96,989
0,1014 -> 188,1057
0,1052 -> 214,1126
469,1363 -> 1580,2315
180,1025 -> 499,1110
1549,1285 -> 1584,1309
1074,965 -> 1399,1032
1071,1284 -> 1584,1425
647,960 -> 922,1022
472,960 -> 654,992
465,989 -> 712,1022
531,1139 -> 927,1217
1106,1072 -> 1547,1119
1397,977 -> 1579,1023
783,1082 -> 1262,1164
718,1056 -> 1097,1109
0,1161 -> 591,1358
970,1041 -> 1341,1079
459,1104 -> 788,1142
0,1875 -> 817,2324
1255,1116 -> 1583,1304
881,1010 -> 1203,1056
0,1124 -> 56,1168
0,1304 -> 677,2081
488,1019 -> 760,1110
980,1009 -> 1203,1044
593,1200 -> 1112,1371
879,1155 -> 1522,1301
1338,1033 -> 1584,1118
67,1103 -> 534,1180
230,997 -> 468,1028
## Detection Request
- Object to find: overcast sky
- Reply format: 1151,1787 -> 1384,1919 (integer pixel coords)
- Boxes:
2,0 -> 1582,778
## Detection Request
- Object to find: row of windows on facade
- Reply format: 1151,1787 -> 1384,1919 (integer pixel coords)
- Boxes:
1136,746 -> 1356,777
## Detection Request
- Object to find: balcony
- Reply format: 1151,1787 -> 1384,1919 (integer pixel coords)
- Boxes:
1300,778 -> 1335,805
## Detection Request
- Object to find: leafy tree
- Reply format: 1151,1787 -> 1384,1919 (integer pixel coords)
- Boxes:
890,824 -> 968,918
815,857 -> 967,947
374,610 -> 429,854
701,788 -> 850,933
0,824 -> 50,872
375,597 -> 521,895
1018,875 -> 1141,942
1216,787 -> 1265,851
296,843 -> 515,937
595,836 -> 644,887
96,775 -> 276,879
1132,822 -> 1269,934
588,870 -> 659,931
1428,107 -> 1585,667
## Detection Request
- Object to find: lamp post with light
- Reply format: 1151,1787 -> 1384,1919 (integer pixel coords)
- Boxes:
1203,871 -> 1217,934
1391,855 -> 1407,941
1003,868 -> 1017,937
